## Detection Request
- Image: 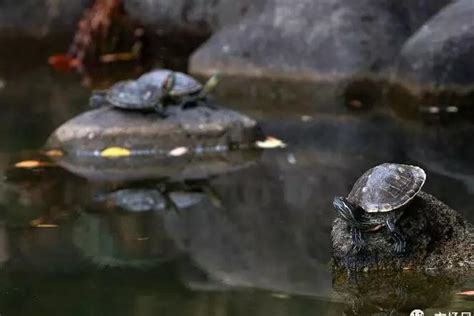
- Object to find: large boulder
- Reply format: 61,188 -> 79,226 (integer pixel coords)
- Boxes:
124,0 -> 266,36
386,0 -> 474,123
332,192 -> 473,272
190,0 -> 409,80
188,0 -> 452,115
392,0 -> 474,87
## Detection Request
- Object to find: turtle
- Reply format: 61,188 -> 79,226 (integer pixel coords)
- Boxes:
332,163 -> 426,254
89,72 -> 176,115
137,69 -> 220,108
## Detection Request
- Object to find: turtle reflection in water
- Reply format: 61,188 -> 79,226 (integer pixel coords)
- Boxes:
94,181 -> 223,213
333,163 -> 426,254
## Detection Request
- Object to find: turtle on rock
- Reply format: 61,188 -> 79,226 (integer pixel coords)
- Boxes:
137,69 -> 220,108
89,72 -> 176,115
333,163 -> 426,254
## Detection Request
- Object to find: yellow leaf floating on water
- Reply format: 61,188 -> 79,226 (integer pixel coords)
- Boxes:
15,160 -> 53,168
100,147 -> 131,158
44,149 -> 64,157
32,224 -> 59,228
457,290 -> 474,296
270,293 -> 290,299
255,136 -> 287,149
30,218 -> 58,228
168,147 -> 188,157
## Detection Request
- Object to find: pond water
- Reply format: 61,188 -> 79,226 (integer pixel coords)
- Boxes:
0,39 -> 473,316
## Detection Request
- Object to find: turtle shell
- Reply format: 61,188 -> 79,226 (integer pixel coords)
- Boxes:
348,163 -> 426,213
106,80 -> 160,110
137,69 -> 202,97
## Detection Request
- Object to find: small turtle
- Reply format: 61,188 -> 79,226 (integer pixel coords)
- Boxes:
333,163 -> 426,254
137,69 -> 219,107
89,72 -> 176,114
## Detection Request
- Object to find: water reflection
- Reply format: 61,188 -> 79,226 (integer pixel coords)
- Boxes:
0,64 -> 473,315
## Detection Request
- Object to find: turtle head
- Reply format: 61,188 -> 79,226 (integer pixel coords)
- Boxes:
161,72 -> 176,95
333,196 -> 364,228
89,90 -> 108,108
200,72 -> 221,97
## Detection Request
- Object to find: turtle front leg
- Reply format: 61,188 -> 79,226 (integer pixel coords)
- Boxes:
386,216 -> 407,254
350,227 -> 365,254
154,102 -> 168,118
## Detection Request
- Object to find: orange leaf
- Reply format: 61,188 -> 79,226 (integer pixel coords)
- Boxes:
457,290 -> 474,296
15,160 -> 53,168
48,54 -> 79,72
44,149 -> 64,157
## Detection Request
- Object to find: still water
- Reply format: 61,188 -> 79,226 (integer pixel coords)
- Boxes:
0,48 -> 473,316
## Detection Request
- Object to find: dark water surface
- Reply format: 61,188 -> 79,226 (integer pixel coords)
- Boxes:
0,52 -> 473,316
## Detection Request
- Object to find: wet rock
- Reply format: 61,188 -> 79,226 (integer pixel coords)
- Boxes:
392,0 -> 474,87
45,105 -> 259,155
44,105 -> 261,181
0,0 -> 90,38
332,192 -> 473,272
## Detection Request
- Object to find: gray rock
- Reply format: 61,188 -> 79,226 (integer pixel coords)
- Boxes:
0,0 -> 90,38
393,0 -> 474,87
124,0 -> 266,36
46,105 -> 259,154
332,192 -> 473,272
190,0 -> 414,81
44,105 -> 261,181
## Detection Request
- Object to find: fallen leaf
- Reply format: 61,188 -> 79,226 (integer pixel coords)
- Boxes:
457,290 -> 474,296
100,51 -> 139,63
15,160 -> 53,168
44,149 -> 64,157
270,293 -> 290,299
31,223 -> 58,228
255,136 -> 287,149
168,147 -> 188,157
48,54 -> 79,72
30,216 -> 59,228
100,147 -> 131,158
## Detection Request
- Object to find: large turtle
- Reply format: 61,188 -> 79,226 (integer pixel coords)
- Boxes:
89,72 -> 176,115
137,69 -> 219,107
333,163 -> 426,254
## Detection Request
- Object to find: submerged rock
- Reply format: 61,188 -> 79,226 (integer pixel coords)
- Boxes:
332,192 -> 473,272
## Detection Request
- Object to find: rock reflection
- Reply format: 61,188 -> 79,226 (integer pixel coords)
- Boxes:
334,271 -> 466,315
